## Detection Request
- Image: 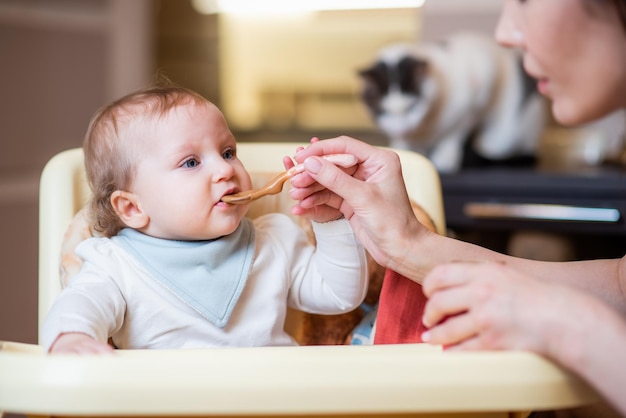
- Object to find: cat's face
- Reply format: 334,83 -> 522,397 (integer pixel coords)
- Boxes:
358,46 -> 438,141
358,55 -> 428,116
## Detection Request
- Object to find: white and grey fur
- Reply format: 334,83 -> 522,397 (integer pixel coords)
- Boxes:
359,33 -> 547,173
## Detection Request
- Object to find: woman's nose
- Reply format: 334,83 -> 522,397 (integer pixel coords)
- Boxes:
494,2 -> 524,49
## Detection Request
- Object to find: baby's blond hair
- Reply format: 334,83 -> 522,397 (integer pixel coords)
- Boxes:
83,84 -> 209,237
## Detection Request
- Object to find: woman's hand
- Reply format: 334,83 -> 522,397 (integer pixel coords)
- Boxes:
283,138 -> 349,223
421,260 -> 626,414
289,136 -> 427,271
421,261 -> 604,357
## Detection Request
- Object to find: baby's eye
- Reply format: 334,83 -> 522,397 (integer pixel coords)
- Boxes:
182,158 -> 200,168
222,148 -> 235,160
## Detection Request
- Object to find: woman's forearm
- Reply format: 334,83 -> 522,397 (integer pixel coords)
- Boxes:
390,230 -> 508,283
551,296 -> 626,415
395,230 -> 626,314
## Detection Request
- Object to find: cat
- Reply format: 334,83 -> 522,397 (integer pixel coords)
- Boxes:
358,32 -> 547,173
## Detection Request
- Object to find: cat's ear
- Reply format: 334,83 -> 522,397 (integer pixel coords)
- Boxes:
414,58 -> 429,77
358,62 -> 387,93
358,67 -> 373,82
358,66 -> 372,79
400,57 -> 428,78
358,62 -> 384,80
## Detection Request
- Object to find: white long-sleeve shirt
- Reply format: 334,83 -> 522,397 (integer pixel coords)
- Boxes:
42,214 -> 368,351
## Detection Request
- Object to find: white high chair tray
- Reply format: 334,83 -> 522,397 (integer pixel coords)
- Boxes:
0,341 -> 597,418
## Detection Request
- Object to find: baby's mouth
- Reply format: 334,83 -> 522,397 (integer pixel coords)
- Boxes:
220,187 -> 240,203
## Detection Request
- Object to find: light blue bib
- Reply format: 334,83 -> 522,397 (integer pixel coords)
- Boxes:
112,219 -> 256,328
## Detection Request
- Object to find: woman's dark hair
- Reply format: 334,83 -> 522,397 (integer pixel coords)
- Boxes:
585,0 -> 626,32
616,0 -> 626,30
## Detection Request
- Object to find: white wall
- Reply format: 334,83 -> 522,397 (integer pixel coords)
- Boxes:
219,8 -> 421,131
421,0 -> 501,41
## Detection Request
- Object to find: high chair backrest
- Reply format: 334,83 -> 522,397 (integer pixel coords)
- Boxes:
38,142 -> 445,343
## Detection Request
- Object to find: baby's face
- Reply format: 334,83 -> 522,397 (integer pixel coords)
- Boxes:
127,102 -> 252,240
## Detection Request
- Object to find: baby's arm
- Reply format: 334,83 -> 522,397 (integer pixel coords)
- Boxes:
42,245 -> 126,354
284,216 -> 368,313
50,332 -> 114,354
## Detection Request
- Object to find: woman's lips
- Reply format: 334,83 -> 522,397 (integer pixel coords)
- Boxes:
523,62 -> 549,96
537,78 -> 550,96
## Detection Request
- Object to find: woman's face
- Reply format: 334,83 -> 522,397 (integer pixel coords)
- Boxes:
495,0 -> 626,125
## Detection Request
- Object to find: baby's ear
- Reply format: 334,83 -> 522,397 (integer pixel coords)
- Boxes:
110,190 -> 149,229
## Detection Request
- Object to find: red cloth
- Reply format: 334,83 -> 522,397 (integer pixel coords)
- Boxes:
374,269 -> 429,344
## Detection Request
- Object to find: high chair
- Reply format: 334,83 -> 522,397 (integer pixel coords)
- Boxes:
0,143 -> 598,418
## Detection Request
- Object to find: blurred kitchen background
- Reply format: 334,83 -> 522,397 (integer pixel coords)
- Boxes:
1,0 -> 625,345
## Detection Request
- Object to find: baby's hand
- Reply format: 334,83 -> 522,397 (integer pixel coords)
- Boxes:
284,139 -> 346,223
49,332 -> 114,354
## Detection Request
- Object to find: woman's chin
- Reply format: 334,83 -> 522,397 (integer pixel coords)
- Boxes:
551,101 -> 588,127
552,97 -> 620,127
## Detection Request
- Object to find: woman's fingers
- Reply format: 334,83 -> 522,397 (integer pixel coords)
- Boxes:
422,262 -> 510,347
422,310 -> 479,346
422,263 -> 475,297
421,281 -> 472,328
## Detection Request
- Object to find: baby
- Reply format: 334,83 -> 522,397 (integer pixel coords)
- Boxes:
42,85 -> 368,353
